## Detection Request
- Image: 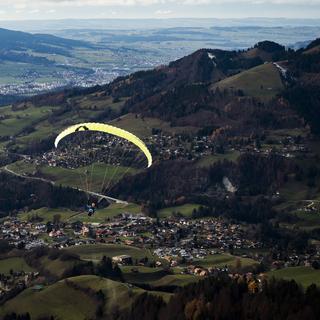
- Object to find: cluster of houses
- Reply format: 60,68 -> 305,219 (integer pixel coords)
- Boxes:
0,218 -> 95,250
0,214 -> 261,260
239,132 -> 308,159
1,209 -> 320,288
271,253 -> 320,269
31,132 -> 220,170
147,134 -> 214,162
0,270 -> 41,302
36,134 -> 138,169
0,219 -> 46,250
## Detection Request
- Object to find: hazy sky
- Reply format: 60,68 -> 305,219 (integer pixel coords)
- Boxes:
0,0 -> 319,20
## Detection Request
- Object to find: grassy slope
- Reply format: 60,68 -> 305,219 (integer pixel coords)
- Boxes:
0,96 -> 126,148
274,146 -> 320,230
268,266 -> 320,288
19,203 -> 141,223
2,276 -> 124,320
0,278 -> 97,320
0,257 -> 35,275
39,256 -> 81,279
121,266 -> 168,284
157,204 -> 202,218
0,275 -> 173,318
76,95 -> 125,112
0,105 -> 54,136
19,207 -> 76,222
196,150 -> 241,168
67,275 -> 144,314
66,244 -> 153,262
7,160 -> 137,193
72,274 -> 173,306
192,253 -> 257,269
150,274 -> 199,287
42,163 -> 137,193
111,113 -> 197,138
213,63 -> 284,101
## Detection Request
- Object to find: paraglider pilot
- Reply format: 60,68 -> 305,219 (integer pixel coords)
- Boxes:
86,202 -> 96,216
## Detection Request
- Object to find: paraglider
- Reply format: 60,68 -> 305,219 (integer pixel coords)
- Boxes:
54,122 -> 152,168
54,122 -> 153,217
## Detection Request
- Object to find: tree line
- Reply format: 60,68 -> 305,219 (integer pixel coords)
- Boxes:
121,275 -> 320,320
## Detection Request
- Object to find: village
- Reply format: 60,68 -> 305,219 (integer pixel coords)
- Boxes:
1,210 -> 320,301
0,214 -> 261,258
30,126 -> 308,171
1,212 -> 318,270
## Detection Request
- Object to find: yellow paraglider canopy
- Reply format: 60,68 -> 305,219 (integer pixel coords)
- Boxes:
54,122 -> 152,168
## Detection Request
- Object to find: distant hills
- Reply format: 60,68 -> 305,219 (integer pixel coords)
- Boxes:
0,28 -> 126,101
0,24 -> 318,100
0,28 -> 91,65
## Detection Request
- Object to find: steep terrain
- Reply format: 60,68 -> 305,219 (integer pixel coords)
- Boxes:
0,39 -> 319,220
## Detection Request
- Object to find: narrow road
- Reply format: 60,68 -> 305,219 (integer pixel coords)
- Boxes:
2,165 -> 127,205
3,165 -> 54,185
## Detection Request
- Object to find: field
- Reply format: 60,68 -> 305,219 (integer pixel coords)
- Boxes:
275,172 -> 320,230
7,160 -> 137,193
294,211 -> 320,230
18,203 -> 141,224
0,274 -> 173,319
0,278 -> 97,320
42,163 -> 137,193
270,138 -> 320,230
191,253 -> 257,269
64,276 -> 147,313
0,104 -> 55,137
0,257 -> 35,275
19,207 -> 76,223
68,203 -> 142,223
75,95 -> 127,112
39,256 -> 81,278
268,267 -> 320,288
111,113 -> 197,138
66,244 -> 153,262
0,95 -> 128,151
150,274 -> 199,287
213,63 -> 284,101
157,203 -> 202,218
121,266 -> 200,289
121,266 -> 168,284
196,151 -> 241,168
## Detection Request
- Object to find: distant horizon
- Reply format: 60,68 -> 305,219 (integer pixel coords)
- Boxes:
0,16 -> 320,33
0,1 -> 319,21
1,17 -> 320,21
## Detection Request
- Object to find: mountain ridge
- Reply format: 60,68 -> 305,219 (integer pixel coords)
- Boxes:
0,27 -> 92,63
